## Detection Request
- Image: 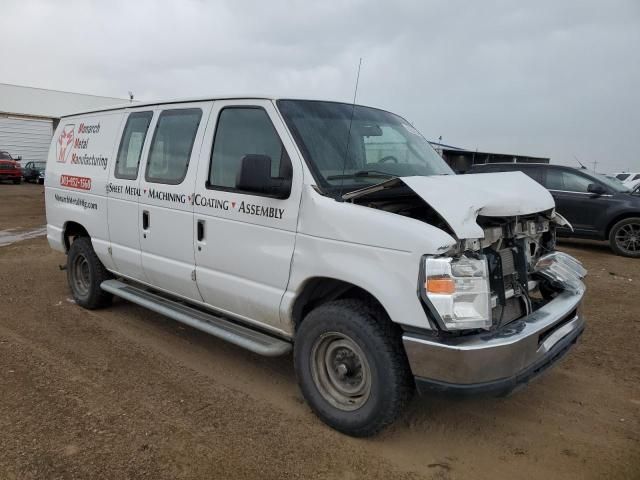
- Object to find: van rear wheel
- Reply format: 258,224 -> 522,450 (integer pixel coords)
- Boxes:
294,299 -> 413,437
67,237 -> 112,309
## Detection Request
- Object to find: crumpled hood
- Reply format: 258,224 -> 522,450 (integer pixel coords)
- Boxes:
345,172 -> 555,239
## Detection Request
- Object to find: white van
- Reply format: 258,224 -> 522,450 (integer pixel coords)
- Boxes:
45,97 -> 586,436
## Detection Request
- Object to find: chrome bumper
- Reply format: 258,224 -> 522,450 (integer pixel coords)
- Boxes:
403,285 -> 585,395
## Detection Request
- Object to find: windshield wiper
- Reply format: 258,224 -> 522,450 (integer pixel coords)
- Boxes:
327,169 -> 395,180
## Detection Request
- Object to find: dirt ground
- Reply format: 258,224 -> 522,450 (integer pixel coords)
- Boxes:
0,184 -> 638,480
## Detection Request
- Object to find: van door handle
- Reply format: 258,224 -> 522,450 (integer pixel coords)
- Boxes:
197,219 -> 205,243
142,210 -> 150,230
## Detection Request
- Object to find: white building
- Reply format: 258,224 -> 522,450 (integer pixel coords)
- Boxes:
0,83 -> 131,163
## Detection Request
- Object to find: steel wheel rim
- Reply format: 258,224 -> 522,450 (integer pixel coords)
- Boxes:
615,223 -> 640,254
71,253 -> 91,297
310,332 -> 371,411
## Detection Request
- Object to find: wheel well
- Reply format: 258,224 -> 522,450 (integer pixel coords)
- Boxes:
291,278 -> 387,331
63,221 -> 89,252
605,213 -> 640,238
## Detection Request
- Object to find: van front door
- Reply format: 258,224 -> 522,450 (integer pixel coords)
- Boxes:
138,102 -> 211,301
192,100 -> 302,331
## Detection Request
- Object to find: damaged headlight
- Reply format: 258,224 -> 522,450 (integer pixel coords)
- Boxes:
534,252 -> 586,293
423,255 -> 491,330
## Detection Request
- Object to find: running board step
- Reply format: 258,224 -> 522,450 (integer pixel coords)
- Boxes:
101,279 -> 291,357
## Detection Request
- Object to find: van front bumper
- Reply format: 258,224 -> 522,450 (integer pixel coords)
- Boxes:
403,286 -> 585,396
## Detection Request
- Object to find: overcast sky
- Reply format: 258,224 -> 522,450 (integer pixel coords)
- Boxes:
2,0 -> 639,172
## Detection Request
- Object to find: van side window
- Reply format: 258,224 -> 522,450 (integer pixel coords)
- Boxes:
208,107 -> 291,192
114,111 -> 153,180
146,108 -> 202,185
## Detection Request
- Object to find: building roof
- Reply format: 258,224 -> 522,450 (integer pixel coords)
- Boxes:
0,83 -> 132,119
430,141 -> 549,162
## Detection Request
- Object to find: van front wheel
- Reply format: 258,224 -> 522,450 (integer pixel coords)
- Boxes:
294,299 -> 413,437
67,237 -> 112,309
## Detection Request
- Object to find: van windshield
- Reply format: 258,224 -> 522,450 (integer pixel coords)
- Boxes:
277,100 -> 452,193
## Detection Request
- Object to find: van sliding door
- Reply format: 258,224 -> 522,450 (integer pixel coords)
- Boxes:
137,102 -> 212,301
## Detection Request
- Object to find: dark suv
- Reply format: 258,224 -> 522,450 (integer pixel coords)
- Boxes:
467,163 -> 640,257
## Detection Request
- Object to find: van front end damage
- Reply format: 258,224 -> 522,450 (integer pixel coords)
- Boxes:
403,284 -> 584,395
409,216 -> 585,395
410,206 -> 586,394
404,249 -> 585,395
345,173 -> 587,394
420,213 -> 562,331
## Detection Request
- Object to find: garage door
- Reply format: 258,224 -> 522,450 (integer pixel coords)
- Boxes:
0,115 -> 53,163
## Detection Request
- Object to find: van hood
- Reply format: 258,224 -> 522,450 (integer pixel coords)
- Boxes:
343,172 -> 555,239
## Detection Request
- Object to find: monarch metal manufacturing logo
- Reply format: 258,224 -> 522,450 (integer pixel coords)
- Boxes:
56,124 -> 75,163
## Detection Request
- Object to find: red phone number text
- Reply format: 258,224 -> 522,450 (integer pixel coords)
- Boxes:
60,175 -> 92,191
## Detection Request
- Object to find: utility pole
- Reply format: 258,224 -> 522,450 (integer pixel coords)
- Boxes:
591,160 -> 598,172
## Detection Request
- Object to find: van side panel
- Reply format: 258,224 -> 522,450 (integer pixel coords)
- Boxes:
45,111 -> 125,271
281,186 -> 456,332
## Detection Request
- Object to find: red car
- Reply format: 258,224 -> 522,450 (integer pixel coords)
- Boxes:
0,151 -> 22,184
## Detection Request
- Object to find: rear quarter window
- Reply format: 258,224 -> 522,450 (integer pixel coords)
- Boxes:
115,111 -> 153,180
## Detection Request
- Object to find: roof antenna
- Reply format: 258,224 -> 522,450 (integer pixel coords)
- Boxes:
338,57 -> 363,201
573,155 -> 586,169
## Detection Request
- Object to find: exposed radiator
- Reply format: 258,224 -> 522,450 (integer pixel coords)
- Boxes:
499,248 -> 516,276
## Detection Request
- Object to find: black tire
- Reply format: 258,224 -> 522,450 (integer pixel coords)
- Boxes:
13,178 -> 21,184
609,217 -> 640,258
66,237 -> 113,309
294,299 -> 414,437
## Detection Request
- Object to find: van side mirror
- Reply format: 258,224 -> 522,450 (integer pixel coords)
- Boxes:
587,183 -> 607,196
236,154 -> 291,199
